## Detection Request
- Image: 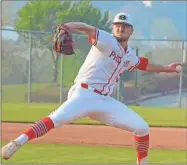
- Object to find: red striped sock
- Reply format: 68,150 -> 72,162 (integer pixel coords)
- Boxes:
23,117 -> 54,140
133,134 -> 149,164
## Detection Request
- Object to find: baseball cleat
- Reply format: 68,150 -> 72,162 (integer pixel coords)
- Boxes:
1,140 -> 21,160
137,157 -> 148,164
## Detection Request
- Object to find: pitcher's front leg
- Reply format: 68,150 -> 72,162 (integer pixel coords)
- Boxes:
89,97 -> 150,165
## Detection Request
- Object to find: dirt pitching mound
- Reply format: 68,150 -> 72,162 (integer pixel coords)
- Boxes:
2,123 -> 186,150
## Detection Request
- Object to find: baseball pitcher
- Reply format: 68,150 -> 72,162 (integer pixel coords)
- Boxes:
2,12 -> 182,164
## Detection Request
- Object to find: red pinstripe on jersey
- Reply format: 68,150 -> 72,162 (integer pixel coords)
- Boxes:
106,46 -> 129,95
128,57 -> 148,72
101,44 -> 124,95
128,59 -> 140,72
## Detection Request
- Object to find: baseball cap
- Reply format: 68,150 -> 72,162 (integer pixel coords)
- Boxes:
112,12 -> 133,26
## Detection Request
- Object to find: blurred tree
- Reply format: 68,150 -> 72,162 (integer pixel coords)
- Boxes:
2,39 -> 28,84
149,18 -> 181,40
14,0 -> 112,85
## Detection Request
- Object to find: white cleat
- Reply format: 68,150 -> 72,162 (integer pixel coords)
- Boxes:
137,157 -> 148,164
1,140 -> 21,160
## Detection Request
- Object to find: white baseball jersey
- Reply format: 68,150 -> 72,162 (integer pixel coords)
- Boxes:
74,28 -> 140,95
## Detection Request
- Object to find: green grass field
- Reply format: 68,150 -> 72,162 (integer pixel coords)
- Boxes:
1,142 -> 186,164
2,103 -> 186,127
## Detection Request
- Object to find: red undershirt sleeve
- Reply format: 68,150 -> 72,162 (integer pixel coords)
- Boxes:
135,57 -> 149,71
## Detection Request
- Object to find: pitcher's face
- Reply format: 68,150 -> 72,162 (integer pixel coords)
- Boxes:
113,23 -> 133,42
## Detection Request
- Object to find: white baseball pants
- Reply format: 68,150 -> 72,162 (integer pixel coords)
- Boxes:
48,84 -> 149,136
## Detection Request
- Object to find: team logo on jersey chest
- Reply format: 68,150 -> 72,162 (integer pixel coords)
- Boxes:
109,51 -> 122,64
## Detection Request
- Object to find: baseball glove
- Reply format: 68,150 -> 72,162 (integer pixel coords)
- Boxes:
52,24 -> 75,55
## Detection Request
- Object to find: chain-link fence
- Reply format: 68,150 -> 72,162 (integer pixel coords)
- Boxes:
2,28 -> 187,108
119,40 -> 187,108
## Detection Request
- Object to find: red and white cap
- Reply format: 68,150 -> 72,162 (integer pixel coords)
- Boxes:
112,12 -> 133,26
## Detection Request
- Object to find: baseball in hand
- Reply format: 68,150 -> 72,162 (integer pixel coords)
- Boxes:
176,65 -> 182,72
